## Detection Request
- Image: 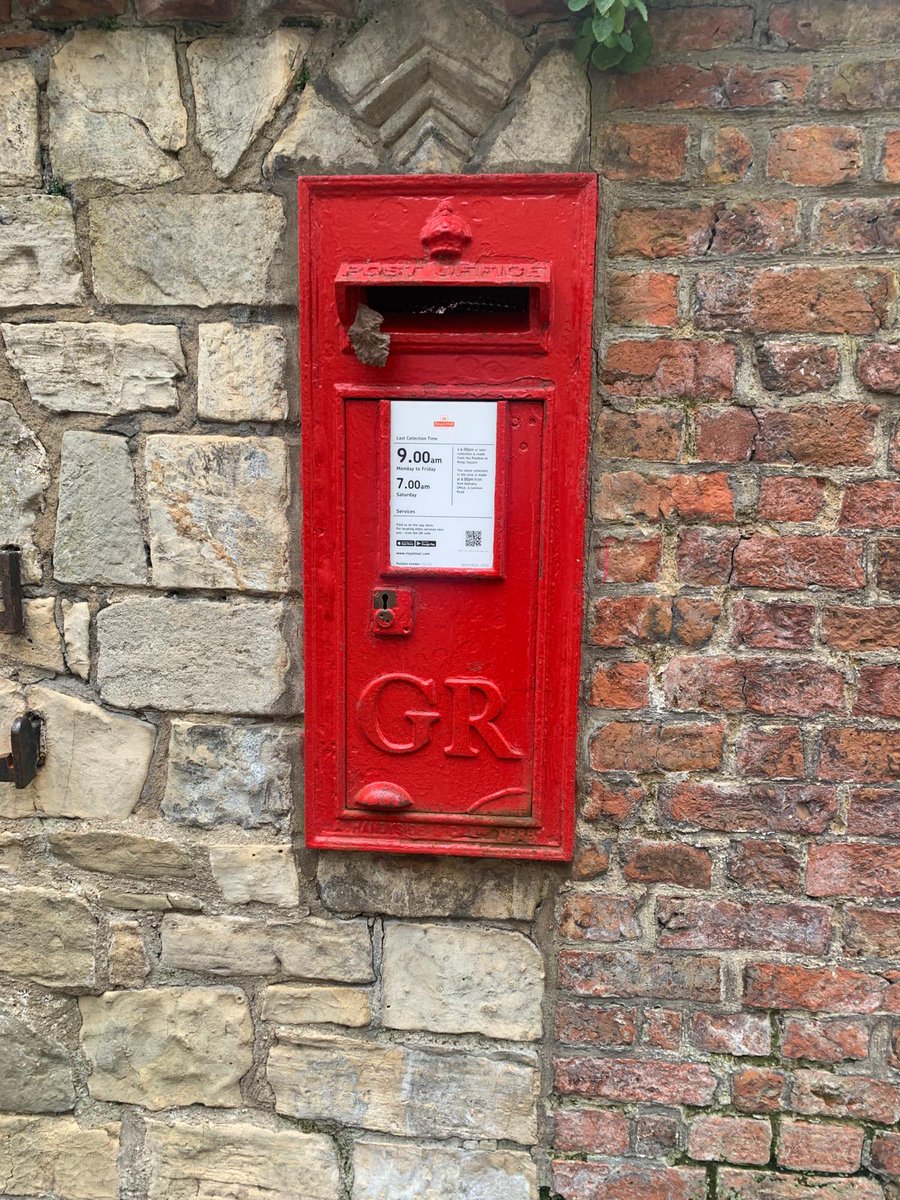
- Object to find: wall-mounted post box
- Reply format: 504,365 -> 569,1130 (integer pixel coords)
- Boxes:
299,174 -> 597,860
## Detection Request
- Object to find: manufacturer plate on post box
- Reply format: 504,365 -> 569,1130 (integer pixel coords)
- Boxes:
299,174 -> 597,860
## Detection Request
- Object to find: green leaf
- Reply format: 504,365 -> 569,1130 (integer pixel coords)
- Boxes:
595,0 -> 616,12
566,0 -> 592,11
617,15 -> 652,71
603,31 -> 618,46
574,33 -> 593,62
579,15 -> 593,34
611,0 -> 626,32
630,0 -> 648,18
592,39 -> 626,67
618,28 -> 633,51
592,12 -> 615,40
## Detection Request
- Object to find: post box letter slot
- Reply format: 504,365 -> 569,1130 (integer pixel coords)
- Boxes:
364,284 -> 533,333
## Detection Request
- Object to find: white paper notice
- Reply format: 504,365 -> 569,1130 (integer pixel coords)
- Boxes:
390,400 -> 497,569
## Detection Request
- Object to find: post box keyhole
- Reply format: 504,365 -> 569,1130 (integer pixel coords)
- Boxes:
371,588 -> 412,637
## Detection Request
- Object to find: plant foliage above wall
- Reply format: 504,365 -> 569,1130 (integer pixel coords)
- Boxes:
567,0 -> 653,72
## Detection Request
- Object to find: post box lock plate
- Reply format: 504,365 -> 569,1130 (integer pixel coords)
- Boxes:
371,588 -> 413,636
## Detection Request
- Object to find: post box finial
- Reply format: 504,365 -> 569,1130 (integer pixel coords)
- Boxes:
420,198 -> 472,260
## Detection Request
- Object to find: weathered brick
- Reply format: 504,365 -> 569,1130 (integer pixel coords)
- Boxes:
844,908 -> 900,958
552,1160 -> 707,1200
735,727 -> 805,779
612,206 -> 715,258
596,536 -> 661,584
695,267 -> 894,335
758,477 -> 825,523
591,721 -> 724,773
677,529 -> 741,584
597,124 -> 689,182
770,0 -> 898,48
665,657 -> 844,717
744,962 -> 890,1013
840,482 -> 900,530
657,897 -> 831,953
555,1056 -> 717,1106
595,471 -> 735,523
733,535 -> 865,590
876,539 -> 900,592
609,64 -> 810,111
781,1017 -> 869,1063
816,198 -> 900,253
622,840 -> 712,888
634,1113 -> 680,1157
820,60 -> 900,111
688,1115 -> 771,1165
584,779 -> 644,827
847,789 -> 900,835
855,667 -> 900,718
754,404 -> 877,466
807,843 -> 900,899
819,728 -> 899,783
672,597 -> 721,647
702,126 -> 754,184
713,200 -> 800,256
607,272 -> 678,327
19,0 -> 124,16
591,596 -> 672,646
597,407 -> 683,460
695,407 -> 758,463
767,126 -> 861,185
732,1068 -> 786,1114
553,1108 -> 629,1154
689,1012 -> 772,1056
790,1069 -> 900,1125
556,1001 -> 637,1047
727,839 -> 802,893
645,1008 -> 682,1049
602,339 -> 735,400
857,343 -> 900,393
590,661 -> 650,710
720,1169 -> 883,1199
822,607 -> 900,651
558,894 -> 641,944
136,0 -> 237,17
572,844 -> 611,881
558,949 -> 721,1002
663,783 -> 836,835
882,131 -> 900,183
871,1131 -> 900,1177
649,5 -> 753,51
756,342 -> 841,394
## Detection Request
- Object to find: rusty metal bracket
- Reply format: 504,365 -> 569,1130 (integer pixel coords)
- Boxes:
0,713 -> 43,789
0,547 -> 24,634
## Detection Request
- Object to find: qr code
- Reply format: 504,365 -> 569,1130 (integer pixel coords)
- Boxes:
465,530 -> 482,547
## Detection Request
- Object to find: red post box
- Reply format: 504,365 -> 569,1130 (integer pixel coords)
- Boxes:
299,174 -> 597,860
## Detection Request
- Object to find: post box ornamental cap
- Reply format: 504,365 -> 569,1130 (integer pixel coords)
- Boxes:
420,198 -> 472,260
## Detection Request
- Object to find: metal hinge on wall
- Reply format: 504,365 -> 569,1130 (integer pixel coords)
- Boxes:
0,713 -> 44,789
0,547 -> 24,634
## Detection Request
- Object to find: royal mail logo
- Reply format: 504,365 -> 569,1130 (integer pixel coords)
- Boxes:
433,417 -> 455,428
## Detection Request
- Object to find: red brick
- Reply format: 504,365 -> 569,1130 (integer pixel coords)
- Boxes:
871,1131 -> 900,1176
807,843 -> 900,899
754,403 -> 878,467
770,0 -> 898,48
758,477 -> 825,523
705,200 -> 800,259
255,0 -> 355,13
572,844 -> 611,880
791,1069 -> 900,1125
820,60 -> 900,111
743,962 -> 890,1013
595,471 -> 734,523
612,206 -> 715,259
677,529 -> 740,584
727,839 -> 802,893
18,0 -> 123,16
558,948 -> 721,1001
0,0 -> 10,18
552,1161 -> 706,1200
695,267 -> 894,335
695,407 -> 758,464
609,63 -> 810,111
555,1056 -> 717,1106
844,908 -> 900,958
584,779 -> 643,826
736,727 -> 805,780
688,1115 -> 771,1165
591,596 -> 672,647
840,482 -> 900,529
634,1113 -> 680,1157
732,601 -> 815,650
595,536 -> 662,585
663,783 -> 837,835
882,130 -> 900,183
847,789 -> 900,835
732,1068 -> 786,1114
554,1107 -> 629,1154
855,666 -> 900,718
0,30 -> 55,47
657,896 -> 831,953
665,657 -> 845,717
556,1000 -> 638,1047
876,539 -> 900,593
590,661 -> 650,710
649,5 -> 753,51
672,597 -> 721,647
822,607 -> 900,651
702,126 -> 754,184
768,126 -> 861,186
816,198 -> 900,253
665,655 -> 744,711
756,342 -> 841,394
777,1121 -> 863,1174
858,343 -> 900,392
720,1168 -> 881,1199
558,893 -> 641,943
645,1007 -> 682,1050
602,339 -> 735,400
607,272 -> 679,328
137,0 -> 236,15
622,840 -> 712,888
819,727 -> 899,783
733,535 -> 865,590
689,1012 -> 771,1056
591,720 -> 724,773
781,1017 -> 870,1063
597,407 -> 682,461
599,125 -> 689,183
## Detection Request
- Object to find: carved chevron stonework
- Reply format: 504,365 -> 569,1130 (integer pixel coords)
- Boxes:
328,0 -> 529,170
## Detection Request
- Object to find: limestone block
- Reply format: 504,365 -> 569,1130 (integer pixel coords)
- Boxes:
210,844 -> 299,907
0,686 -> 154,820
145,1118 -> 340,1200
49,30 -> 186,188
0,401 -> 49,583
0,1116 -> 119,1200
318,852 -> 547,919
0,196 -> 84,309
0,597 -> 65,672
107,919 -> 149,987
189,32 -> 310,178
49,830 -> 196,880
162,720 -> 296,827
100,890 -> 203,913
1,322 -> 184,415
352,1140 -> 538,1200
161,914 -> 373,982
262,984 -> 371,1027
79,986 -> 253,1109
484,48 -> 588,169
198,322 -> 288,423
0,831 -> 28,879
0,61 -> 40,187
269,1033 -> 539,1143
90,193 -> 287,307
0,987 -> 76,1113
382,922 -> 543,1040
61,600 -> 90,679
0,887 -> 97,987
145,434 -> 290,592
264,86 -> 379,175
97,597 -> 301,715
54,432 -> 147,586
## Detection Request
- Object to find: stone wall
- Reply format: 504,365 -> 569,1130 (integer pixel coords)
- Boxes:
0,0 -> 898,1198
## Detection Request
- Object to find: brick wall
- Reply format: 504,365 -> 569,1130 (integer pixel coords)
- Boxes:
0,0 -> 897,1198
